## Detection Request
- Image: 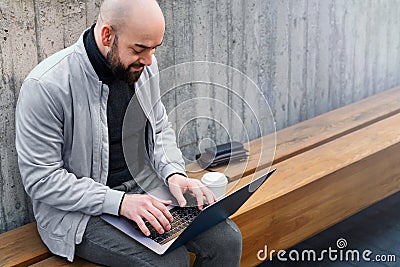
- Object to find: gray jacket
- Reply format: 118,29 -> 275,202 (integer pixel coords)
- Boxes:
15,32 -> 186,261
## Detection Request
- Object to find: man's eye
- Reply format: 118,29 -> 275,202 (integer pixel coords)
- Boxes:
132,47 -> 156,54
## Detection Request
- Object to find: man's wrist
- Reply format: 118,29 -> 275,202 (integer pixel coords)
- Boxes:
103,188 -> 125,215
118,193 -> 126,216
166,172 -> 186,185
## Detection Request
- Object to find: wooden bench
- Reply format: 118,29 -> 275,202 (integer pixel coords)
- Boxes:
231,113 -> 400,266
2,86 -> 400,266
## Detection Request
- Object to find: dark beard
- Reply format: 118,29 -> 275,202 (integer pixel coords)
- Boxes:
106,35 -> 144,88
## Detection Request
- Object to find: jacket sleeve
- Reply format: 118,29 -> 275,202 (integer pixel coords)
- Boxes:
15,78 -> 124,216
149,57 -> 187,182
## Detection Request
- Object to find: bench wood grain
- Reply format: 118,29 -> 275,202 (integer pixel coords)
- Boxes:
29,256 -> 99,267
0,223 -> 51,267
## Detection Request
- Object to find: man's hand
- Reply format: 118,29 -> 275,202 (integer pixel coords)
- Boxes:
120,194 -> 173,236
168,174 -> 216,210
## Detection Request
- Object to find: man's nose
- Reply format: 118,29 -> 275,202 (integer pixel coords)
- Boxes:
139,50 -> 153,66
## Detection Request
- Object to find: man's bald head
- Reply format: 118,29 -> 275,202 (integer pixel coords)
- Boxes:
98,0 -> 164,34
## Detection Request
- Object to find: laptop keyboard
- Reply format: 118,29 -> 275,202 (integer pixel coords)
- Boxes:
145,206 -> 201,245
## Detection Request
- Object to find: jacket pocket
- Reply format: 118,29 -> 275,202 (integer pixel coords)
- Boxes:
35,204 -> 73,239
51,213 -> 73,238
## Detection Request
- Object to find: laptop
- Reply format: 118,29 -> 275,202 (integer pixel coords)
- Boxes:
101,169 -> 276,255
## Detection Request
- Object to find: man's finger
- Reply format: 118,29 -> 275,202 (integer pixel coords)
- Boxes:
201,185 -> 216,205
132,215 -> 150,236
160,199 -> 173,206
170,185 -> 187,207
142,211 -> 165,234
148,204 -> 171,231
190,186 -> 204,210
153,199 -> 174,223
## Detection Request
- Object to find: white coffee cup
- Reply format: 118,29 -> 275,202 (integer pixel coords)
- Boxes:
201,172 -> 228,200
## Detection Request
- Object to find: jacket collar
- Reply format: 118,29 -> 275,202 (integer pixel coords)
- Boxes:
74,29 -> 101,83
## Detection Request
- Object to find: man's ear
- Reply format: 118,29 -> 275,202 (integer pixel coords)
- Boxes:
100,25 -> 113,47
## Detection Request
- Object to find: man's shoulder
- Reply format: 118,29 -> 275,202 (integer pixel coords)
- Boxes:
27,45 -> 79,81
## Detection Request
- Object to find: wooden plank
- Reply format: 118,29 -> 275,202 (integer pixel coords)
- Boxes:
0,223 -> 50,267
230,113 -> 400,266
30,256 -> 100,267
31,253 -> 196,267
0,225 -> 194,267
186,86 -> 400,180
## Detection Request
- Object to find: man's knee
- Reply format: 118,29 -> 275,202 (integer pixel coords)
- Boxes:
193,218 -> 242,254
219,218 -> 242,253
186,219 -> 242,266
156,246 -> 191,267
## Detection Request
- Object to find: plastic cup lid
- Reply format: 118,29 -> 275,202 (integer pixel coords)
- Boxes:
201,172 -> 228,186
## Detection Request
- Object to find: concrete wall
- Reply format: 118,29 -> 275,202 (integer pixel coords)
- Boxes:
1,0 -> 400,232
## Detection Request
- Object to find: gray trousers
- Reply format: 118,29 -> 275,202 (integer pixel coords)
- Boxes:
75,216 -> 242,267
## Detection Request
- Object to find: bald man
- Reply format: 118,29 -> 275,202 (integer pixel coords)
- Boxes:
16,0 -> 242,266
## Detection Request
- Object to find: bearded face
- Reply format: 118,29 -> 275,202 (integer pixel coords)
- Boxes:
106,34 -> 145,88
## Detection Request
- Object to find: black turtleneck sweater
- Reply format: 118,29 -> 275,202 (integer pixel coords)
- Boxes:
83,25 -> 134,188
